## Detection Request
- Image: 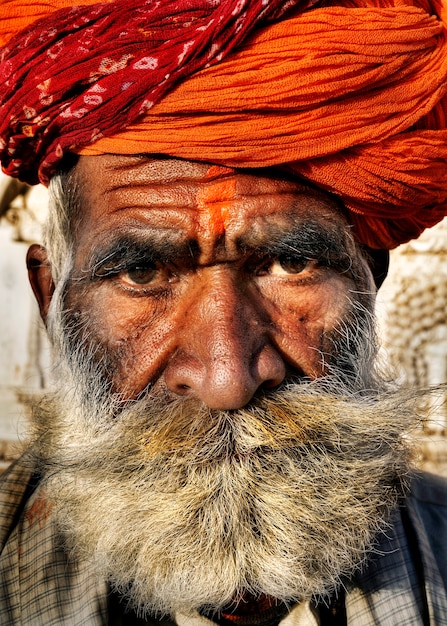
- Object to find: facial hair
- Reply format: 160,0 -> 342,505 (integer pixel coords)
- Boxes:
31,288 -> 417,617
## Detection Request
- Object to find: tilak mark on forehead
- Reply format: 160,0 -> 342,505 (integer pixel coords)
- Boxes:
197,166 -> 237,235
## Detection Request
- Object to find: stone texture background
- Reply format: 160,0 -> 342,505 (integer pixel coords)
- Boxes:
376,219 -> 447,477
0,172 -> 446,475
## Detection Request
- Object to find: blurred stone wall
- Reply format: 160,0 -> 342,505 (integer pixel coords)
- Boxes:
0,172 -> 446,475
377,218 -> 447,476
0,174 -> 51,469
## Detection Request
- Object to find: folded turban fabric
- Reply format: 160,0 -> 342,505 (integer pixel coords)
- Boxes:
0,0 -> 446,248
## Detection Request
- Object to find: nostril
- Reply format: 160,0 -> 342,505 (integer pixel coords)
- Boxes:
254,345 -> 286,391
172,382 -> 192,396
262,378 -> 281,390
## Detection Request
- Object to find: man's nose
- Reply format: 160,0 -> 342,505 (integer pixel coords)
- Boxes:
163,273 -> 286,409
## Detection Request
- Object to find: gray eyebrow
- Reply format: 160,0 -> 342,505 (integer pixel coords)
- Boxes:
76,216 -> 355,283
238,221 -> 354,268
81,230 -> 197,279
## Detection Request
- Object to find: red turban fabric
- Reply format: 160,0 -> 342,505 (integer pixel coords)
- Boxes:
0,0 -> 446,248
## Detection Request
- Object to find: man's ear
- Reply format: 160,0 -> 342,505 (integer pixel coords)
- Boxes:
26,244 -> 55,324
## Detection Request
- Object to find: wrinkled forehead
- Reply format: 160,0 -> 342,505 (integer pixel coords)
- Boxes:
72,154 -> 350,235
60,153 -> 378,288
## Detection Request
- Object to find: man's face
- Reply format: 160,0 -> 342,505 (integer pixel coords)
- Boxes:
27,155 -> 413,617
54,154 -> 373,404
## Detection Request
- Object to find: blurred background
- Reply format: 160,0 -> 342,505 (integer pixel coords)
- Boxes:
1,171 -> 446,474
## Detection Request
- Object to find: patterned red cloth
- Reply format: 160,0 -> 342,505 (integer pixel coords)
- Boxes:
0,0 -> 315,185
0,0 -> 446,248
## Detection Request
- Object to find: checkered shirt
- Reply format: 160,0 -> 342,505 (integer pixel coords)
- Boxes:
0,454 -> 446,625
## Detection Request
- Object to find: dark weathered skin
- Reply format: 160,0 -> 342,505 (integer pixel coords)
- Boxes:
27,154 -> 374,408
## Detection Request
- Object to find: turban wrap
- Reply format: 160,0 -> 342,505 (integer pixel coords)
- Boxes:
0,0 -> 447,248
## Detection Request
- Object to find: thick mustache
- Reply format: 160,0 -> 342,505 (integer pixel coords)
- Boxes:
63,380 -> 418,464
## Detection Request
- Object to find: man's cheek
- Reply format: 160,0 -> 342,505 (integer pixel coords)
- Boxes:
269,281 -> 351,375
77,291 -> 179,395
68,283 -> 166,340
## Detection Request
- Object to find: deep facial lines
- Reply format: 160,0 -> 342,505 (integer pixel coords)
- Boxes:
240,221 -> 355,277
77,217 -> 357,289
86,233 -> 194,281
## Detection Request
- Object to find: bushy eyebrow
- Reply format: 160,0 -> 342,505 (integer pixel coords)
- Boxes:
84,232 -> 197,279
81,219 -> 354,280
240,221 -> 354,271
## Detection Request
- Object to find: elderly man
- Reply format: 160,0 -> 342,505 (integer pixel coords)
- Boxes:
0,0 -> 447,624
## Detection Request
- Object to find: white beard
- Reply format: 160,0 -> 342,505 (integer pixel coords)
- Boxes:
32,377 -> 416,617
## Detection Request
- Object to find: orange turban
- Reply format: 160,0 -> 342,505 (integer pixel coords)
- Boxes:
1,0 -> 447,248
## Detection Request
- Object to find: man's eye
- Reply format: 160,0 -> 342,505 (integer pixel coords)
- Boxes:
272,257 -> 310,275
122,264 -> 158,286
257,256 -> 316,276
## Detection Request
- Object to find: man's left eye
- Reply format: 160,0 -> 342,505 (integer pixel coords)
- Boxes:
122,264 -> 158,285
258,256 -> 317,276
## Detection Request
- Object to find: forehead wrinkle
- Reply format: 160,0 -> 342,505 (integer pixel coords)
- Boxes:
104,182 -> 199,210
101,155 -> 215,184
73,156 -> 349,264
196,178 -> 237,236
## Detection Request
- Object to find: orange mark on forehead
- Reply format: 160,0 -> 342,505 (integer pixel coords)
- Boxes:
197,176 -> 237,235
204,165 -> 234,179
